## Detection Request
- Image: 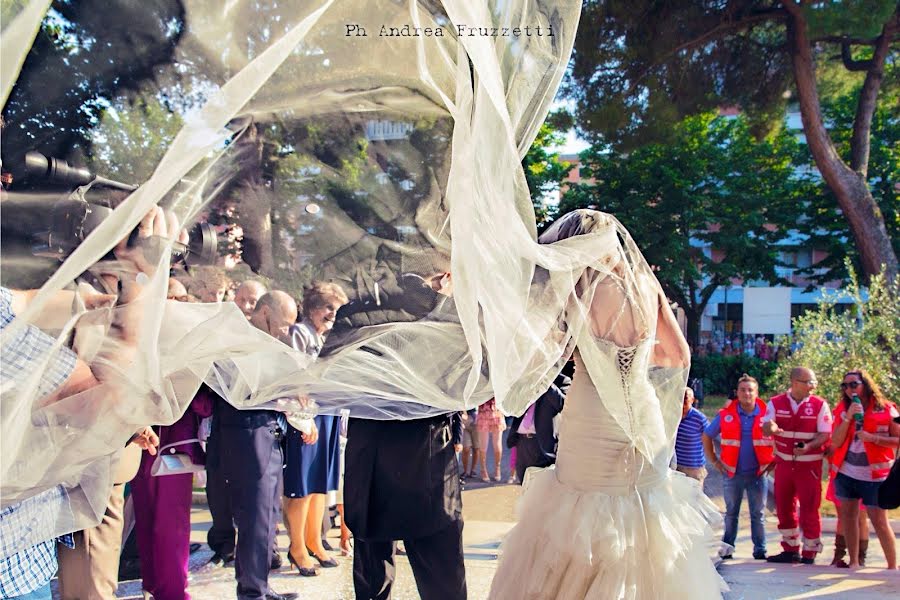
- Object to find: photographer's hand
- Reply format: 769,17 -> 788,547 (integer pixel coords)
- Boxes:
113,207 -> 187,280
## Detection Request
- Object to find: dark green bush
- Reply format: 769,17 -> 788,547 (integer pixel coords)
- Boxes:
690,355 -> 778,398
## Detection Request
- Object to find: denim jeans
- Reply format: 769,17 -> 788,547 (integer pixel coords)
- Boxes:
722,472 -> 767,554
11,582 -> 52,600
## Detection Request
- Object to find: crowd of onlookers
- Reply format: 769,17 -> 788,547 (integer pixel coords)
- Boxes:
692,332 -> 803,361
0,247 -> 352,600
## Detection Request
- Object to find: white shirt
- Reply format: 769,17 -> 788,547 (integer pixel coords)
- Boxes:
762,393 -> 833,433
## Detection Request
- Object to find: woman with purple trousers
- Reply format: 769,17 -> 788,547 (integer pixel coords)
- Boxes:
131,387 -> 214,600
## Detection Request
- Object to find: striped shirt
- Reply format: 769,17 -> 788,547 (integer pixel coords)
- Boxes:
838,405 -> 900,482
675,407 -> 709,468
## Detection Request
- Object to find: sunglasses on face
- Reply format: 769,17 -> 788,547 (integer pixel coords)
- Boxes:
840,381 -> 862,390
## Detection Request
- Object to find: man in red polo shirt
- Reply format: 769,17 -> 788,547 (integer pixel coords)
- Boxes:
762,367 -> 832,564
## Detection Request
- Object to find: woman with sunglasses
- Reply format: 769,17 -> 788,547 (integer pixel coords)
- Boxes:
829,369 -> 899,569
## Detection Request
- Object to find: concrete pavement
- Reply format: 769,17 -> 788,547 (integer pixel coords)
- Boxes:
92,476 -> 900,600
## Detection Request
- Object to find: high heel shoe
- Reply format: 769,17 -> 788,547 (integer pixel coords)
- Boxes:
287,550 -> 319,577
307,547 -> 339,568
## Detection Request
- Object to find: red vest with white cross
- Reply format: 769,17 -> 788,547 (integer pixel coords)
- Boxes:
771,393 -> 827,464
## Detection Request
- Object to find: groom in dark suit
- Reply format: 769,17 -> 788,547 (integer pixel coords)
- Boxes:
506,373 -> 570,484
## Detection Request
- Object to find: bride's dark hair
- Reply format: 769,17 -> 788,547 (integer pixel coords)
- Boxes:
538,209 -> 606,244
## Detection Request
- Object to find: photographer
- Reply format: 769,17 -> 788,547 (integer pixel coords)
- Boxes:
0,207 -> 179,598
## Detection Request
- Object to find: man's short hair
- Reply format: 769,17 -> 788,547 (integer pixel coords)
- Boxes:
737,373 -> 758,388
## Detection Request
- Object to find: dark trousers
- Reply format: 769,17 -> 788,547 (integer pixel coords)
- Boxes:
207,427 -> 282,564
514,436 -> 552,484
353,520 -> 466,600
205,461 -> 236,558
218,421 -> 283,600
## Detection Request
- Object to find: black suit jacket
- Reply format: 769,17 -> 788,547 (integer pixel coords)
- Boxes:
506,373 -> 570,460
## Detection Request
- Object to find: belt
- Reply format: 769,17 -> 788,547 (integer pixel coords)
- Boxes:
775,450 -> 823,462
215,409 -> 280,429
518,433 -> 536,438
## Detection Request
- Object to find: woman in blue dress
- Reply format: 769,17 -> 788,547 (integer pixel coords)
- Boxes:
282,282 -> 349,575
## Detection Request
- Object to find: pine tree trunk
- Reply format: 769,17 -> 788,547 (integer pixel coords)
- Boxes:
785,9 -> 899,282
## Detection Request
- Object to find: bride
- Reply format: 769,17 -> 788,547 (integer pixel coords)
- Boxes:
489,209 -> 726,599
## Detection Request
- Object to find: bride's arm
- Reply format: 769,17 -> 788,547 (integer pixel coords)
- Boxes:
651,289 -> 690,369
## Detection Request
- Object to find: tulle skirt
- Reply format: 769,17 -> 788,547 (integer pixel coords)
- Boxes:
488,465 -> 728,600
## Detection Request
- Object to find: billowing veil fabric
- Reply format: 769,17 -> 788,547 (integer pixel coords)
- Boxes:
0,0 -> 602,554
488,210 -> 726,600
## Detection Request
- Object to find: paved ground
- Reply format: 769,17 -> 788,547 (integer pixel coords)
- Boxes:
94,477 -> 898,600
76,445 -> 899,599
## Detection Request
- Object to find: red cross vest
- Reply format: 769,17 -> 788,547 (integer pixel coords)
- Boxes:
830,401 -> 897,480
771,393 -> 827,465
718,398 -> 774,477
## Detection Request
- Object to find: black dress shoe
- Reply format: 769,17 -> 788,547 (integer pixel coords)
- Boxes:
207,553 -> 235,568
753,551 -> 767,560
270,552 -> 283,570
265,591 -> 298,600
800,557 -> 814,565
767,551 -> 800,563
321,538 -> 335,552
720,554 -> 733,560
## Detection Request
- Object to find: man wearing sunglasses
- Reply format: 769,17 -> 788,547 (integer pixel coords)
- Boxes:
762,367 -> 832,565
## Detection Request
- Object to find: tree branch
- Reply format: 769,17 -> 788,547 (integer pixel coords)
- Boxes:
850,14 -> 897,175
623,8 -> 785,96
670,9 -> 785,56
816,35 -> 889,45
841,41 -> 873,71
781,0 -> 804,19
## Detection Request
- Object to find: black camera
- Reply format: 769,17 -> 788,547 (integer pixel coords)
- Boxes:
22,151 -> 217,265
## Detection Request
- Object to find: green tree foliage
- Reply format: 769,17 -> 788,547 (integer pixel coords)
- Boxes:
768,264 -> 900,403
567,1 -> 899,281
521,121 -> 570,227
560,112 -> 808,346
1,1 -> 185,163
690,355 -> 778,398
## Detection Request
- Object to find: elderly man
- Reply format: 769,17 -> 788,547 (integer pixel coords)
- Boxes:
234,280 -> 267,320
205,278 -> 271,569
208,291 -> 303,600
763,367 -> 832,565
703,374 -> 774,560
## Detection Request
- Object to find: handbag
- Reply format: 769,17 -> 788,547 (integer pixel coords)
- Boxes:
877,452 -> 900,510
151,439 -> 205,477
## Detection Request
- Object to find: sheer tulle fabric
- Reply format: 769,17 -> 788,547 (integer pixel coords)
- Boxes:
1,0 -> 668,556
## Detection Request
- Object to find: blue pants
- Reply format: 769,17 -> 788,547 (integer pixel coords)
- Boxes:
10,582 -> 52,600
722,473 -> 768,554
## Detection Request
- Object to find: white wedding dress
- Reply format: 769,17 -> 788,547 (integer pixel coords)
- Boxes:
488,344 -> 727,600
